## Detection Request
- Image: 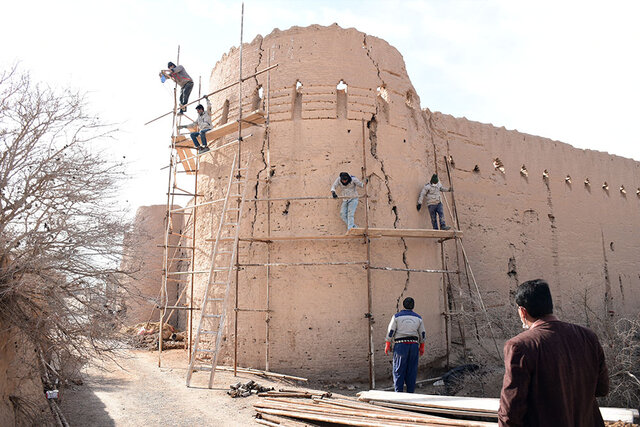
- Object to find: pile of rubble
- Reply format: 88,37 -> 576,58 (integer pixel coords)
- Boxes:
228,380 -> 274,398
120,322 -> 186,350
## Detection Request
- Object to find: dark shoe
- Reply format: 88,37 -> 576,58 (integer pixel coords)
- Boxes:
200,146 -> 210,154
441,225 -> 451,230
177,110 -> 184,116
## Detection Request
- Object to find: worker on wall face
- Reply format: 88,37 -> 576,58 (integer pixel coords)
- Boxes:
417,174 -> 452,230
160,62 -> 194,114
498,279 -> 609,426
331,172 -> 364,231
178,97 -> 212,153
385,297 -> 426,393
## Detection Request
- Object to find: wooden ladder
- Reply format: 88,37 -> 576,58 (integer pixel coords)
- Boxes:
186,152 -> 251,388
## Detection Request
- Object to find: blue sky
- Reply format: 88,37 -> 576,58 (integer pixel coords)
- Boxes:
2,0 -> 639,213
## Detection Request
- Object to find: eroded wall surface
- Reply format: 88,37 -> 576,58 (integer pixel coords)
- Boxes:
0,324 -> 51,425
428,112 -> 640,321
190,24 -> 447,381
175,24 -> 640,381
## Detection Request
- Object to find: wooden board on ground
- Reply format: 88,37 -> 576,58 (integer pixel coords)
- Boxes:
356,390 -> 638,423
346,228 -> 463,239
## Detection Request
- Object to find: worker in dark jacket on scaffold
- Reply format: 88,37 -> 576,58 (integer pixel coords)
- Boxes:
385,297 -> 426,393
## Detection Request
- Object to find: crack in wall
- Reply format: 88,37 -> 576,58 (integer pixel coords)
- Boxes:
601,230 -> 612,317
545,182 -> 561,308
250,37 -> 268,243
362,35 -> 411,310
366,116 -> 410,311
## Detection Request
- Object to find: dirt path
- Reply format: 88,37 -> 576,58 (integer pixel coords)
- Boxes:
59,349 -> 310,426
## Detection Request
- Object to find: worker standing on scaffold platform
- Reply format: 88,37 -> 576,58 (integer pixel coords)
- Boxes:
178,97 -> 212,153
160,62 -> 194,115
385,297 -> 426,393
331,172 -> 364,231
417,173 -> 452,230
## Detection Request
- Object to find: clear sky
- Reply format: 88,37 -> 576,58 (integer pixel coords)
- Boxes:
2,0 -> 639,215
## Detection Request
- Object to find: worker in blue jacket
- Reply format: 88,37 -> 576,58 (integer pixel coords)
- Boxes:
385,297 -> 426,393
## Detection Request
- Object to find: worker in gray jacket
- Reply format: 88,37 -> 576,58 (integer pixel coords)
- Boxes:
417,174 -> 452,230
385,297 -> 426,393
161,62 -> 194,114
331,172 -> 364,231
178,97 -> 212,153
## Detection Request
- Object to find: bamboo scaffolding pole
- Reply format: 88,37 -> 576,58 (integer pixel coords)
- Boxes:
159,44 -> 181,367
443,156 -> 468,358
265,49 -> 272,372
234,1 -> 245,378
361,119 -> 375,389
239,261 -> 368,267
188,162 -> 198,360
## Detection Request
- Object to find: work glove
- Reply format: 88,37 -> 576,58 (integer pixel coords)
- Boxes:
416,203 -> 422,211
384,342 -> 391,355
419,343 -> 425,356
332,191 -> 338,199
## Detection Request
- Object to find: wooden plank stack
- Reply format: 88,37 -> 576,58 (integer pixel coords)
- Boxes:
254,395 -> 497,426
356,390 -> 638,424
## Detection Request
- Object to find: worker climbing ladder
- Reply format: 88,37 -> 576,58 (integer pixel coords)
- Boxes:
186,152 -> 252,388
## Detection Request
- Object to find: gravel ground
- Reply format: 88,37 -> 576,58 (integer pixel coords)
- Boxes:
59,349 -> 310,426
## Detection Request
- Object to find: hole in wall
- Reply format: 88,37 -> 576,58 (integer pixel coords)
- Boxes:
448,156 -> 455,167
565,175 -> 572,184
473,165 -> 480,173
376,86 -> 389,103
520,164 -> 528,177
542,169 -> 549,180
602,181 -> 609,191
619,185 -> 626,195
636,188 -> 640,197
610,242 -> 615,251
336,80 -> 347,119
258,86 -> 264,99
493,158 -> 505,174
252,85 -> 263,110
220,99 -> 230,124
584,178 -> 590,186
292,81 -> 303,119
405,90 -> 415,108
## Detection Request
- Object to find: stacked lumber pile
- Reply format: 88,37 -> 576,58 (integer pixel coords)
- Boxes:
357,391 -> 638,424
254,395 -> 496,426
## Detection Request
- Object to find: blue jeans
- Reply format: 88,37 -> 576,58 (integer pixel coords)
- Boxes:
190,129 -> 210,148
393,342 -> 419,393
427,202 -> 446,229
340,198 -> 358,230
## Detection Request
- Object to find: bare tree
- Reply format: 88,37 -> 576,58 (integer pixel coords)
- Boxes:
0,66 -> 131,423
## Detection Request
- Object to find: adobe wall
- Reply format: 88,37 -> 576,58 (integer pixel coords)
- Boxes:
427,112 -> 640,320
190,24 -> 448,381
181,24 -> 640,381
0,323 -> 51,425
120,205 -> 182,326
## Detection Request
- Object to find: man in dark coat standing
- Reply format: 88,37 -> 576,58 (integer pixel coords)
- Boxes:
498,279 -> 609,427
